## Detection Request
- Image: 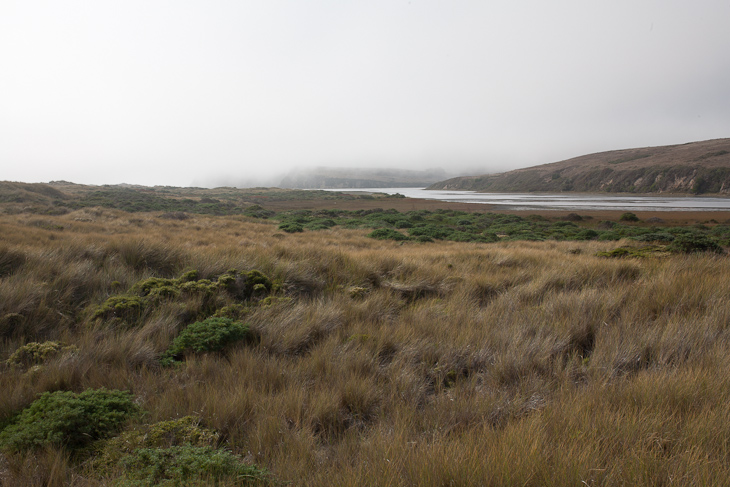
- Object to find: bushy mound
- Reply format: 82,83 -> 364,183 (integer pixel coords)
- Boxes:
92,416 -> 220,472
0,388 -> 139,452
115,445 -> 269,486
161,317 -> 253,365
5,341 -> 78,368
367,228 -> 409,241
93,269 -> 274,325
668,234 -> 723,254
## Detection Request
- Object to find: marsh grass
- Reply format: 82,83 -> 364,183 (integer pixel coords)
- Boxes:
1,210 -> 730,485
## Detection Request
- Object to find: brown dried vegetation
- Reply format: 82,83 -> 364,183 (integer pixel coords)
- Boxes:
1,208 -> 730,485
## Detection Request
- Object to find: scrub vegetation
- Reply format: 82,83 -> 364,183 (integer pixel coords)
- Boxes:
1,197 -> 730,485
274,207 -> 730,247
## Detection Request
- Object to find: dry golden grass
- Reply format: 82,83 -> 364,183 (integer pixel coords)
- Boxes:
1,208 -> 730,485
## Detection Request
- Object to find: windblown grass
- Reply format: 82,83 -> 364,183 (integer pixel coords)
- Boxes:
1,209 -> 729,485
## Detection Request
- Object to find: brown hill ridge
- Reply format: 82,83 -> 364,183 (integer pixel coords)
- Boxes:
428,138 -> 730,195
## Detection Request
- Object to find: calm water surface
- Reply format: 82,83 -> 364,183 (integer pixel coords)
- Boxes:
329,188 -> 730,211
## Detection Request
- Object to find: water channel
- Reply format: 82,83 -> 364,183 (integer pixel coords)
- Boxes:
329,188 -> 730,211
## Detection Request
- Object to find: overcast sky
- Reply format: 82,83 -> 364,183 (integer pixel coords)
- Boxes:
2,1 -> 729,187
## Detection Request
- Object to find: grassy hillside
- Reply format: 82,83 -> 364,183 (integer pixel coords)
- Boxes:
0,181 -> 404,216
429,138 -> 730,194
2,196 -> 730,485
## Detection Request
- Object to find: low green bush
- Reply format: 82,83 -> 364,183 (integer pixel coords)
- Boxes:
92,295 -> 144,322
596,247 -> 631,258
408,224 -> 453,240
620,212 -> 639,222
633,232 -> 675,243
5,341 -> 78,368
92,416 -> 220,473
597,231 -> 623,241
596,246 -> 668,258
161,317 -> 253,365
574,229 -> 599,240
367,228 -> 410,241
243,204 -> 275,219
0,388 -> 139,452
278,222 -> 304,233
94,269 -> 273,326
668,234 -> 723,254
115,446 -> 270,486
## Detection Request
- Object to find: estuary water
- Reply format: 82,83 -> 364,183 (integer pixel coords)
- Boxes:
331,188 -> 730,211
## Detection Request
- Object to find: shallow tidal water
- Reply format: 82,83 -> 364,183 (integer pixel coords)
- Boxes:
330,188 -> 730,212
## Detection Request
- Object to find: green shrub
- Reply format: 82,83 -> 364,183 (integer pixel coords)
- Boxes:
161,317 -> 252,365
450,231 -> 497,243
0,389 -> 139,452
574,229 -> 599,241
596,248 -> 631,258
597,231 -> 623,241
243,204 -> 274,219
278,222 -> 304,233
596,246 -> 668,258
132,277 -> 179,297
94,270 -> 273,327
239,270 -> 273,300
5,341 -> 78,368
92,295 -> 144,322
367,228 -> 410,241
92,416 -> 220,473
115,446 -> 269,486
482,232 -> 500,242
551,221 -> 578,229
408,224 -> 453,240
619,212 -> 639,222
668,234 -> 723,254
633,232 -> 675,243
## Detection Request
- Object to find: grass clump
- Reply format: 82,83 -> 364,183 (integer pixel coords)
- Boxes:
0,246 -> 26,277
161,317 -> 253,365
0,388 -> 139,452
114,445 -> 270,486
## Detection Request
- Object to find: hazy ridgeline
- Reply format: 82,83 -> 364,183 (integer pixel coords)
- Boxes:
2,208 -> 730,485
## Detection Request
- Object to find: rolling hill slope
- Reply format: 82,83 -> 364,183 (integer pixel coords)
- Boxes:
428,138 -> 730,194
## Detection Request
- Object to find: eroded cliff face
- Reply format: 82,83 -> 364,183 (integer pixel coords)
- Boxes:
428,139 -> 730,195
